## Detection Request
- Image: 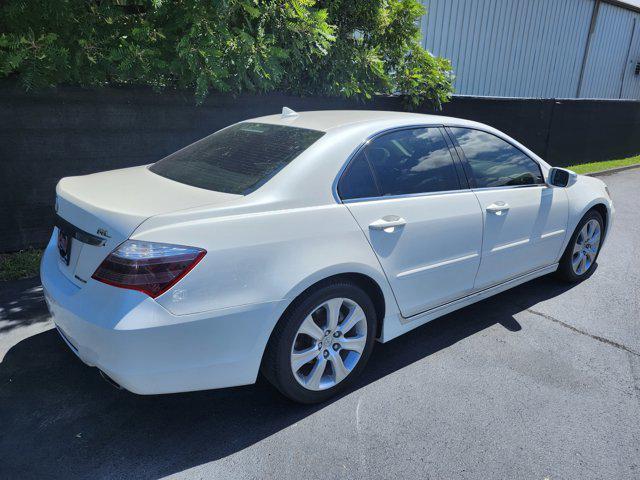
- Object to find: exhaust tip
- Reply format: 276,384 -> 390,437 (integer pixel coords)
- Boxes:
99,370 -> 123,390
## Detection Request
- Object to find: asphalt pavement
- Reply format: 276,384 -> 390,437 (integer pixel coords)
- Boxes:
1,168 -> 639,479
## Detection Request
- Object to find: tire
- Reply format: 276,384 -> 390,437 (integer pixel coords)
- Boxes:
261,280 -> 377,404
556,209 -> 604,282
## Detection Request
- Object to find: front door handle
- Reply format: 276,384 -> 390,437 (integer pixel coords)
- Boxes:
486,202 -> 510,215
369,216 -> 407,231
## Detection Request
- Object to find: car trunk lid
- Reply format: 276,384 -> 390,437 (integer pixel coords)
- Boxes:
54,165 -> 239,287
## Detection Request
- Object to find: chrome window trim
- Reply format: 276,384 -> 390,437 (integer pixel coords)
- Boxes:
342,181 -> 549,205
470,184 -> 549,192
341,187 -> 474,204
333,123 -> 548,204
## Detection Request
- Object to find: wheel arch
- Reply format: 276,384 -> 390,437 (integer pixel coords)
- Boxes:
589,203 -> 608,236
273,265 -> 394,344
258,267 -> 393,380
573,201 -> 610,244
562,195 -> 612,256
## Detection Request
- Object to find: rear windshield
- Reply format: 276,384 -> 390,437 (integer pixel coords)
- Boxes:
149,122 -> 325,194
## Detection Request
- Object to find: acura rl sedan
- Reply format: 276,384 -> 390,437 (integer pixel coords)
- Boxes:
41,109 -> 613,403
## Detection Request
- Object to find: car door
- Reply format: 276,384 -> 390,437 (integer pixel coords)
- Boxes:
339,126 -> 484,318
447,127 -> 569,290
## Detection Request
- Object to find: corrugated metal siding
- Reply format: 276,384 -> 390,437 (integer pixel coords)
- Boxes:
620,20 -> 640,98
420,0 -> 640,99
580,2 -> 640,98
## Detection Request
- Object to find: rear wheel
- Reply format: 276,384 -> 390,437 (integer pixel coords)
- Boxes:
262,281 -> 377,404
556,210 -> 604,282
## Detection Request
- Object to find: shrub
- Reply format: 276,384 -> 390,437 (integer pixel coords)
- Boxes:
0,0 -> 453,108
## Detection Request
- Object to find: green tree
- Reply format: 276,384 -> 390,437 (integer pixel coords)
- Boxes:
0,0 -> 453,108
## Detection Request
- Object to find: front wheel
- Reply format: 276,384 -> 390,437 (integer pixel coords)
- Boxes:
556,210 -> 604,282
261,281 -> 377,404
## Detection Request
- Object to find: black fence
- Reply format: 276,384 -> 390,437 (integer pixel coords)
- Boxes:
1,82 -> 639,252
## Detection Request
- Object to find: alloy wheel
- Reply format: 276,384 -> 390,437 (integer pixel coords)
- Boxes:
571,219 -> 601,275
290,297 -> 368,391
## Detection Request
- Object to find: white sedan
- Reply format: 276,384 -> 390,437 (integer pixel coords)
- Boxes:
41,109 -> 614,403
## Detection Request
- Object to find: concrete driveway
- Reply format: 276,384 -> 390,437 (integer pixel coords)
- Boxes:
1,169 -> 639,480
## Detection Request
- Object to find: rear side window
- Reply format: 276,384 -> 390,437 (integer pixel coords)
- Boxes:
338,153 -> 380,200
449,128 -> 543,188
362,127 -> 460,197
150,122 -> 324,194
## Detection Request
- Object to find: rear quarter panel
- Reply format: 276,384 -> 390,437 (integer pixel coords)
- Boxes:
133,204 -> 398,319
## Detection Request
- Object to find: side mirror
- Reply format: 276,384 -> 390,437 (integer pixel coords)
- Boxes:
547,167 -> 576,188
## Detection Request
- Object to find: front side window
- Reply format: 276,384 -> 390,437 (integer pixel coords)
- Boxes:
339,127 -> 460,199
449,128 -> 543,188
150,122 -> 324,194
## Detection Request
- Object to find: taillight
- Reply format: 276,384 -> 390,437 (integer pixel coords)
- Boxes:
92,240 -> 206,298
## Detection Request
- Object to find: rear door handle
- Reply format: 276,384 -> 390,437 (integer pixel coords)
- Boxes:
486,202 -> 510,214
369,216 -> 407,231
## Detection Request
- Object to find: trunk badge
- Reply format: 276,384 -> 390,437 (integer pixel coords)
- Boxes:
97,228 -> 111,238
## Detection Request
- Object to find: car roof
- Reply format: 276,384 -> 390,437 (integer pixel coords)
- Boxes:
247,109 -> 485,133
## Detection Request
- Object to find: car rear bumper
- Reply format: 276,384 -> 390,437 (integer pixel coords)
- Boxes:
40,235 -> 286,394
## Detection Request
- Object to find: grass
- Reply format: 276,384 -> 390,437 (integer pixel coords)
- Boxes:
0,248 -> 43,281
568,155 -> 640,175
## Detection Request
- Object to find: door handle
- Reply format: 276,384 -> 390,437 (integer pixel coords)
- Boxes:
369,216 -> 407,231
486,202 -> 510,214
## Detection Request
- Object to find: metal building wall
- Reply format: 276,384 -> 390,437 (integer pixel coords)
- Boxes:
420,0 -> 640,99
580,2 -> 640,99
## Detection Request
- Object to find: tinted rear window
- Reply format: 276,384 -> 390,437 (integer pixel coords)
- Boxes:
150,122 -> 324,194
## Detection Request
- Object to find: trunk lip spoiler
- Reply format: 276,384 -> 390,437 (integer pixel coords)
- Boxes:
54,214 -> 107,247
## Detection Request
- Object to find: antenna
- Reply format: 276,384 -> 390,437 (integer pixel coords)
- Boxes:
281,106 -> 298,118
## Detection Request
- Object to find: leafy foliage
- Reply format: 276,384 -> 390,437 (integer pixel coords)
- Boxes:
0,0 -> 453,107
